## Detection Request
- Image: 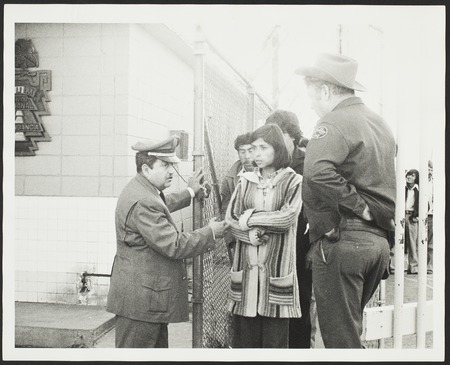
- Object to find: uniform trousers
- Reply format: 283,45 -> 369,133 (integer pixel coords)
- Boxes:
311,218 -> 390,348
232,314 -> 289,348
115,315 -> 168,348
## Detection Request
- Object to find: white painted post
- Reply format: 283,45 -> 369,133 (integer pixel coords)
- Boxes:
393,65 -> 407,347
393,134 -> 406,348
416,25 -> 432,348
378,279 -> 386,348
416,132 -> 429,348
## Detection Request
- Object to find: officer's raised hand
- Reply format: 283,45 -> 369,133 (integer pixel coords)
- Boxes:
188,168 -> 205,195
208,217 -> 230,239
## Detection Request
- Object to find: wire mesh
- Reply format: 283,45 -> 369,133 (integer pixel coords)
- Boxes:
199,61 -> 271,348
197,44 -> 382,349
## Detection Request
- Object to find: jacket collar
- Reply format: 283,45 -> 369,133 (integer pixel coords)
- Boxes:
135,173 -> 160,194
332,96 -> 364,112
290,146 -> 306,175
242,166 -> 295,185
225,160 -> 243,178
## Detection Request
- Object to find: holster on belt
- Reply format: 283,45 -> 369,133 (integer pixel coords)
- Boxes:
324,227 -> 340,243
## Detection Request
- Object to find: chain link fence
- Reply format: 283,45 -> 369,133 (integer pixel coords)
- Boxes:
198,53 -> 272,347
194,39 -> 383,349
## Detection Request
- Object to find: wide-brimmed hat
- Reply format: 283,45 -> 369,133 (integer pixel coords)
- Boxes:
295,53 -> 366,92
132,135 -> 181,163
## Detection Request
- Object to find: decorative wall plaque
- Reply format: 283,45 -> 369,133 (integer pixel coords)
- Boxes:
15,39 -> 52,156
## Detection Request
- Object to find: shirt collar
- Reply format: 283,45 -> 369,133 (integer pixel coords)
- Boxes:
255,167 -> 280,180
406,183 -> 419,191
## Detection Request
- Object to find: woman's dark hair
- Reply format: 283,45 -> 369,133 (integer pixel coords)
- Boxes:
136,153 -> 158,173
250,123 -> 291,170
405,169 -> 420,185
234,132 -> 253,151
265,110 -> 303,146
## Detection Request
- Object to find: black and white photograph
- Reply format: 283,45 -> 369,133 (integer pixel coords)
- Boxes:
2,3 -> 445,362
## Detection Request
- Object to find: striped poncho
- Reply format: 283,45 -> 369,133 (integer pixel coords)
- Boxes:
225,167 -> 303,318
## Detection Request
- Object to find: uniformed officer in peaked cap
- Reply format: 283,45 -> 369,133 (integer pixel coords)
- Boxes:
297,53 -> 396,348
107,135 -> 229,348
131,135 -> 182,163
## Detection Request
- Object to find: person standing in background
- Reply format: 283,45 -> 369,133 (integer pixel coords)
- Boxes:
404,169 -> 420,275
297,53 -> 396,348
265,110 -> 314,349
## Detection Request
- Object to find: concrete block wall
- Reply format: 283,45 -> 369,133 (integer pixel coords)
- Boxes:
15,23 -> 132,197
14,23 -> 196,305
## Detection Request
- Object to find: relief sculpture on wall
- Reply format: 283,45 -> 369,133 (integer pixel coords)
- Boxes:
15,39 -> 52,156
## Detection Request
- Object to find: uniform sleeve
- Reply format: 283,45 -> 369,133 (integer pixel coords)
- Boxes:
134,199 -> 215,259
245,180 -> 303,233
164,189 -> 192,213
225,180 -> 251,244
304,123 -> 367,216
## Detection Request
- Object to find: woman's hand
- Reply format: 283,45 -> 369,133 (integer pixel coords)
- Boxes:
249,227 -> 269,246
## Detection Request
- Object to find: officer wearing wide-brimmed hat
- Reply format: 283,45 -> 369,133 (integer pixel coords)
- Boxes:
296,53 -> 396,348
107,135 -> 229,348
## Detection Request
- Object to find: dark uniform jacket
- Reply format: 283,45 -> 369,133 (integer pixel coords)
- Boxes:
107,173 -> 215,323
303,97 -> 396,243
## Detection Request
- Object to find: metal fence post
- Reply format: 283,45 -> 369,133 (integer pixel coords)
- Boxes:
192,25 -> 206,348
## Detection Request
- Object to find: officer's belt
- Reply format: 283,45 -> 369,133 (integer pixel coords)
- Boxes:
342,216 -> 388,239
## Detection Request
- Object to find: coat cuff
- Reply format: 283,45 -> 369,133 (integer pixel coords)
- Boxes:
239,208 -> 256,231
186,187 -> 195,199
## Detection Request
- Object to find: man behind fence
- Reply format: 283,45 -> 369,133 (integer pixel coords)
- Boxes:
107,135 -> 229,348
220,132 -> 254,255
296,53 -> 396,348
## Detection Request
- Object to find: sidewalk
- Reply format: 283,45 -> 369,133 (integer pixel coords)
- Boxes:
15,272 -> 433,349
94,317 -> 192,348
94,272 -> 433,349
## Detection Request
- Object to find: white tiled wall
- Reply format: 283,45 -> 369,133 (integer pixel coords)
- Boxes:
14,23 -> 196,306
15,193 -> 193,306
15,196 -> 117,306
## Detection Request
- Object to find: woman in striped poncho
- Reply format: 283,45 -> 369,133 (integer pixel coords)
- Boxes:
225,123 -> 303,348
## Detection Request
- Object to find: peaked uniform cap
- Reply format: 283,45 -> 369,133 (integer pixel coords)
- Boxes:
132,135 -> 181,163
295,53 -> 366,92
